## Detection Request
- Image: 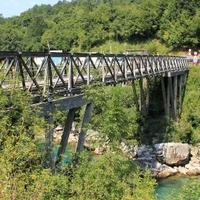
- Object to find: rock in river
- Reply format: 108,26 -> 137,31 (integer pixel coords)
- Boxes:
155,143 -> 191,166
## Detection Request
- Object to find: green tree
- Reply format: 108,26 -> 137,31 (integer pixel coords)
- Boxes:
70,151 -> 156,200
111,0 -> 165,41
0,23 -> 24,51
23,16 -> 48,51
0,0 -> 199,51
42,19 -> 78,51
0,88 -> 156,200
159,0 -> 200,48
160,11 -> 200,48
0,89 -> 70,199
85,85 -> 139,144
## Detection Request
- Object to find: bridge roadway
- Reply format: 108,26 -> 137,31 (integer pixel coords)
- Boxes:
0,51 -> 189,170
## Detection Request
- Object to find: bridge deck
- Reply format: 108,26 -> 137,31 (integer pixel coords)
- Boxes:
0,51 -> 188,100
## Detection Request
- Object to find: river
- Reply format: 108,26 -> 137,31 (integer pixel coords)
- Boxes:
156,176 -> 200,200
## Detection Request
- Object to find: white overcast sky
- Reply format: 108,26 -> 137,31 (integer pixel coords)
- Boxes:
1,0 -> 59,17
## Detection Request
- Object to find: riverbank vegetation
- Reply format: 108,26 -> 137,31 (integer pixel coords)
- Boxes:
0,88 -> 156,199
0,0 -> 199,52
156,176 -> 200,200
84,84 -> 139,145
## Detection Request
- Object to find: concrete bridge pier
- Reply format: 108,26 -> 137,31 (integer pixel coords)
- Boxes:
44,102 -> 56,171
55,107 -> 77,169
131,77 -> 150,117
161,71 -> 188,119
55,102 -> 93,170
40,96 -> 92,171
76,103 -> 93,153
131,71 -> 188,120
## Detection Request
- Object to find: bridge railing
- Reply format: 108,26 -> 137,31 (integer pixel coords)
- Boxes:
0,51 -> 189,98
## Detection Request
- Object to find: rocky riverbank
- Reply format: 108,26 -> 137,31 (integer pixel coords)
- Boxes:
54,127 -> 107,155
121,142 -> 200,178
54,127 -> 200,178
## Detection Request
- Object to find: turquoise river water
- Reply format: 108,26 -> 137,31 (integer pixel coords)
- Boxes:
156,176 -> 200,200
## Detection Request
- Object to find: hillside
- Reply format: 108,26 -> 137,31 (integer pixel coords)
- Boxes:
0,0 -> 199,52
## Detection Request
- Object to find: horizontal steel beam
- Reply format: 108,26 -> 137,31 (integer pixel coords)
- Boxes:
0,51 -> 187,59
33,95 -> 88,116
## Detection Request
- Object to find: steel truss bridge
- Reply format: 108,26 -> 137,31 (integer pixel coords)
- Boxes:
0,51 -> 188,97
0,51 -> 189,170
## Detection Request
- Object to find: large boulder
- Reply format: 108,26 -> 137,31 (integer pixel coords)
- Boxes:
155,143 -> 191,166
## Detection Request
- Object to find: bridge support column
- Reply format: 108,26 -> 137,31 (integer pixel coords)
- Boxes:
173,76 -> 178,118
161,77 -> 168,115
131,80 -> 140,112
45,102 -> 55,172
164,76 -> 177,119
166,77 -> 170,117
169,76 -> 175,119
139,78 -> 146,115
178,75 -> 183,115
178,72 -> 188,115
39,96 -> 92,169
55,108 -> 77,169
132,78 -> 150,116
161,72 -> 188,120
76,103 -> 93,153
145,78 -> 150,115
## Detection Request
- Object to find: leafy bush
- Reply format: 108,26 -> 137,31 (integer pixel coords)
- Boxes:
70,151 -> 156,200
0,87 -> 157,200
0,88 -> 70,199
84,84 -> 139,144
170,180 -> 200,200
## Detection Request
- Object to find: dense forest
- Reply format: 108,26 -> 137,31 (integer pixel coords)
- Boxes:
0,0 -> 199,52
